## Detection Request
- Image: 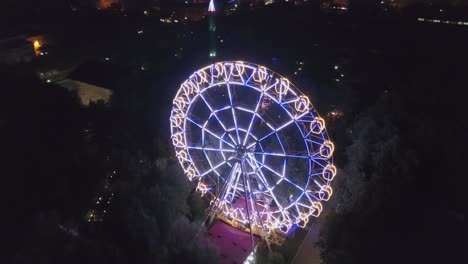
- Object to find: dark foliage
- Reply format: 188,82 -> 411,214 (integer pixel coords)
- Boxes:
1,66 -> 217,263
319,90 -> 464,264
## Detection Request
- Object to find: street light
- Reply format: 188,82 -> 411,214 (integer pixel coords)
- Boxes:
33,40 -> 41,56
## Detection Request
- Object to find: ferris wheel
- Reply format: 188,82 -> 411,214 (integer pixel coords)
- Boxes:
170,61 -> 336,238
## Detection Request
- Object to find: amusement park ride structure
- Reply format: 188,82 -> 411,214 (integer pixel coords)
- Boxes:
170,61 -> 336,254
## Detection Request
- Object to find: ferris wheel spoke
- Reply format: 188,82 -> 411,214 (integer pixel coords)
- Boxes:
246,154 -> 272,189
196,148 -> 230,175
199,93 -> 229,132
252,159 -> 284,179
254,152 -> 310,159
264,78 -> 279,92
226,83 -> 241,144
281,97 -> 300,105
310,157 -> 327,169
262,183 -> 284,211
305,191 -> 320,202
242,91 -> 264,146
282,177 -> 305,192
238,107 -> 276,132
186,116 -> 203,129
276,119 -> 295,133
203,150 -> 221,177
294,110 -> 309,121
257,130 -> 276,144
186,117 -> 235,148
257,119 -> 295,143
200,160 -> 228,177
187,146 -> 235,153
245,141 -> 258,150
227,133 -> 237,145
203,128 -> 236,148
246,154 -> 284,211
224,164 -> 243,201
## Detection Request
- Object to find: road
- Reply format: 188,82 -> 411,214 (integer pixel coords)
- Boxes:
291,222 -> 321,264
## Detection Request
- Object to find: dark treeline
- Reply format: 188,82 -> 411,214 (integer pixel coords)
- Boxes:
316,15 -> 466,264
0,65 -> 217,263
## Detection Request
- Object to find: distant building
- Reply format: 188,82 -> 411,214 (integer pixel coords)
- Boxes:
56,60 -> 130,106
57,79 -> 113,106
320,0 -> 349,13
176,4 -> 208,22
159,1 -> 209,22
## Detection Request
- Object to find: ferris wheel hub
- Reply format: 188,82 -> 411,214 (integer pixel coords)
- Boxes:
233,144 -> 255,161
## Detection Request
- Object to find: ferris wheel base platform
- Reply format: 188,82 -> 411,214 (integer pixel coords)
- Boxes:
207,220 -> 261,264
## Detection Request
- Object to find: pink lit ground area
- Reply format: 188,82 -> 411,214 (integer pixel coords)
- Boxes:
207,221 -> 261,264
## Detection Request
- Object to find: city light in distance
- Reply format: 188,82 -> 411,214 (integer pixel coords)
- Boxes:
418,18 -> 468,26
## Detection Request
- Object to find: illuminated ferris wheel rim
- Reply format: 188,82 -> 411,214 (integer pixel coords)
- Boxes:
170,61 -> 336,233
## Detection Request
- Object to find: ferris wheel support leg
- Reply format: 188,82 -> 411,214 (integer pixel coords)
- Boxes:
206,162 -> 238,226
252,194 -> 273,253
242,161 -> 273,254
240,160 -> 256,256
245,153 -> 273,253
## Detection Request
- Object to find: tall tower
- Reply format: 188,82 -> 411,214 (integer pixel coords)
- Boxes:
208,0 -> 216,58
